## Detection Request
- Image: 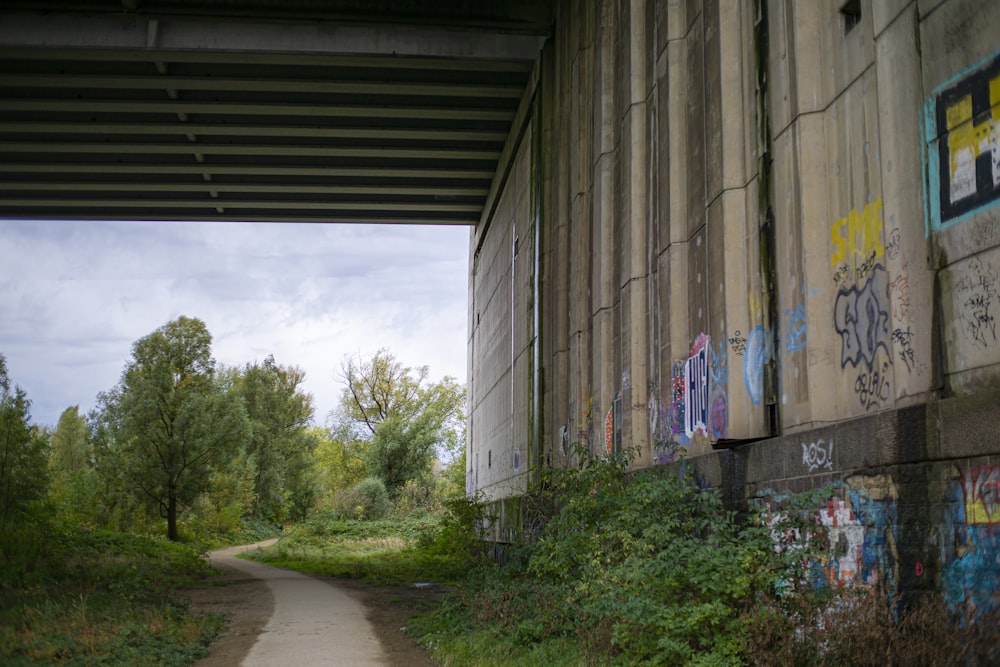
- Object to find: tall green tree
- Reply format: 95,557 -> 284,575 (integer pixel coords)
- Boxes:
92,317 -> 249,541
231,355 -> 316,522
0,353 -> 49,524
48,405 -> 97,523
50,406 -> 88,479
330,349 -> 465,495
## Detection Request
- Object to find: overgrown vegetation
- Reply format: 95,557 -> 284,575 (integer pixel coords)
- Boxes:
0,521 -> 222,666
245,491 -> 489,585
0,329 -> 469,664
401,449 -> 1000,666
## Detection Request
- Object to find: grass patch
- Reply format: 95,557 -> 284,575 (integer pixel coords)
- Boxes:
243,513 -> 473,584
0,521 -> 224,666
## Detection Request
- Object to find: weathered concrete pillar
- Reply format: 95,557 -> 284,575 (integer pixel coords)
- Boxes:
627,0 -> 651,463
592,0 -> 618,456
547,7 -> 572,467
567,0 -> 594,458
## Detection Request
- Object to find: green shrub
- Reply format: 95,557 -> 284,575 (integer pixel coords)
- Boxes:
354,477 -> 392,519
414,450 -> 832,665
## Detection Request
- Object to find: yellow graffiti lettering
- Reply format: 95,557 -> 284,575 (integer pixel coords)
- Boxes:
831,218 -> 848,266
747,291 -> 763,319
945,74 -> 1000,204
830,198 -> 884,267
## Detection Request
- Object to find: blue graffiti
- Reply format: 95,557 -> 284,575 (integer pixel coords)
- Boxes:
848,487 -> 898,588
941,475 -> 1000,622
711,339 -> 729,386
784,304 -> 808,353
744,326 -> 769,405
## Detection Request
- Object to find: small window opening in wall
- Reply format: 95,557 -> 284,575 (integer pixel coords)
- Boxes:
488,450 -> 492,468
841,0 -> 861,34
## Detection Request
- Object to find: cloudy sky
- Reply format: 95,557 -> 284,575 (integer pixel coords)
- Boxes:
0,220 -> 471,428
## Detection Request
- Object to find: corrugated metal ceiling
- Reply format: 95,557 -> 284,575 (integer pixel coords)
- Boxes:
0,1 -> 550,224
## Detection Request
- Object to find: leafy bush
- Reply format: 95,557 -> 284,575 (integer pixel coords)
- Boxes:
346,477 -> 392,520
419,493 -> 492,569
453,453 -> 773,665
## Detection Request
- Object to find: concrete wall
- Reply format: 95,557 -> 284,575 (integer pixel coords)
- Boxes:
468,0 -> 1000,616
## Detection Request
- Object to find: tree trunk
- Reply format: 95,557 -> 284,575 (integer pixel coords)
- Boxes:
167,492 -> 178,541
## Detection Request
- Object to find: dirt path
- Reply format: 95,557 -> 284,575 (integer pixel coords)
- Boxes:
189,541 -> 438,667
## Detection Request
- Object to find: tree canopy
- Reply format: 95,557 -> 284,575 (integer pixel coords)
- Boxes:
230,355 -> 316,522
92,316 -> 249,541
330,349 -> 465,495
0,353 -> 49,524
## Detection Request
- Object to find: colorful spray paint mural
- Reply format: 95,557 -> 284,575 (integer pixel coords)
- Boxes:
657,333 -> 728,452
684,334 -> 710,439
942,464 -> 1000,621
924,49 -> 1000,232
756,475 -> 899,592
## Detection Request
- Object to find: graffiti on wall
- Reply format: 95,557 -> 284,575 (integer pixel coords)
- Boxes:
783,304 -> 808,354
854,361 -> 892,411
684,334 -> 710,439
834,265 -> 892,370
744,326 -> 770,405
830,199 -> 885,271
942,464 -> 1000,621
728,330 -> 747,356
655,334 -> 730,450
891,326 -> 919,373
926,51 -> 1000,231
665,360 -> 687,444
962,464 -> 1000,525
832,254 -> 894,409
756,475 -> 899,591
890,272 -> 913,323
802,438 -> 835,472
955,256 -> 999,348
709,339 -> 728,440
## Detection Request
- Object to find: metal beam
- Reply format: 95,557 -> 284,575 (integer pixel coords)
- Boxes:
0,163 -> 496,180
0,13 -> 547,61
0,142 -> 501,161
0,99 -> 514,122
0,182 -> 489,197
0,198 -> 483,212
2,122 -> 507,143
0,74 -> 525,99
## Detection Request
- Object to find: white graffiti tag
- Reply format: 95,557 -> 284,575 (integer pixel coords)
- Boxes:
802,438 -> 835,472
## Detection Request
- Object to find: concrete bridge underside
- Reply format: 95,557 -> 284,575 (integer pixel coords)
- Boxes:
0,0 -> 550,224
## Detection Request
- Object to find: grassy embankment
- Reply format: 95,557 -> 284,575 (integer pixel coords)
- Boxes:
0,521 -> 223,666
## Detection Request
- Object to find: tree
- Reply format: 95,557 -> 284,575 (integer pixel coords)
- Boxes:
231,355 -> 316,522
312,426 -> 366,508
0,353 -> 49,524
330,349 -> 466,495
50,406 -> 88,479
48,405 -> 97,523
92,317 -> 249,541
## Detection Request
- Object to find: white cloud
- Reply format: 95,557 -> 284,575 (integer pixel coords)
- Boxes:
0,220 -> 470,427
